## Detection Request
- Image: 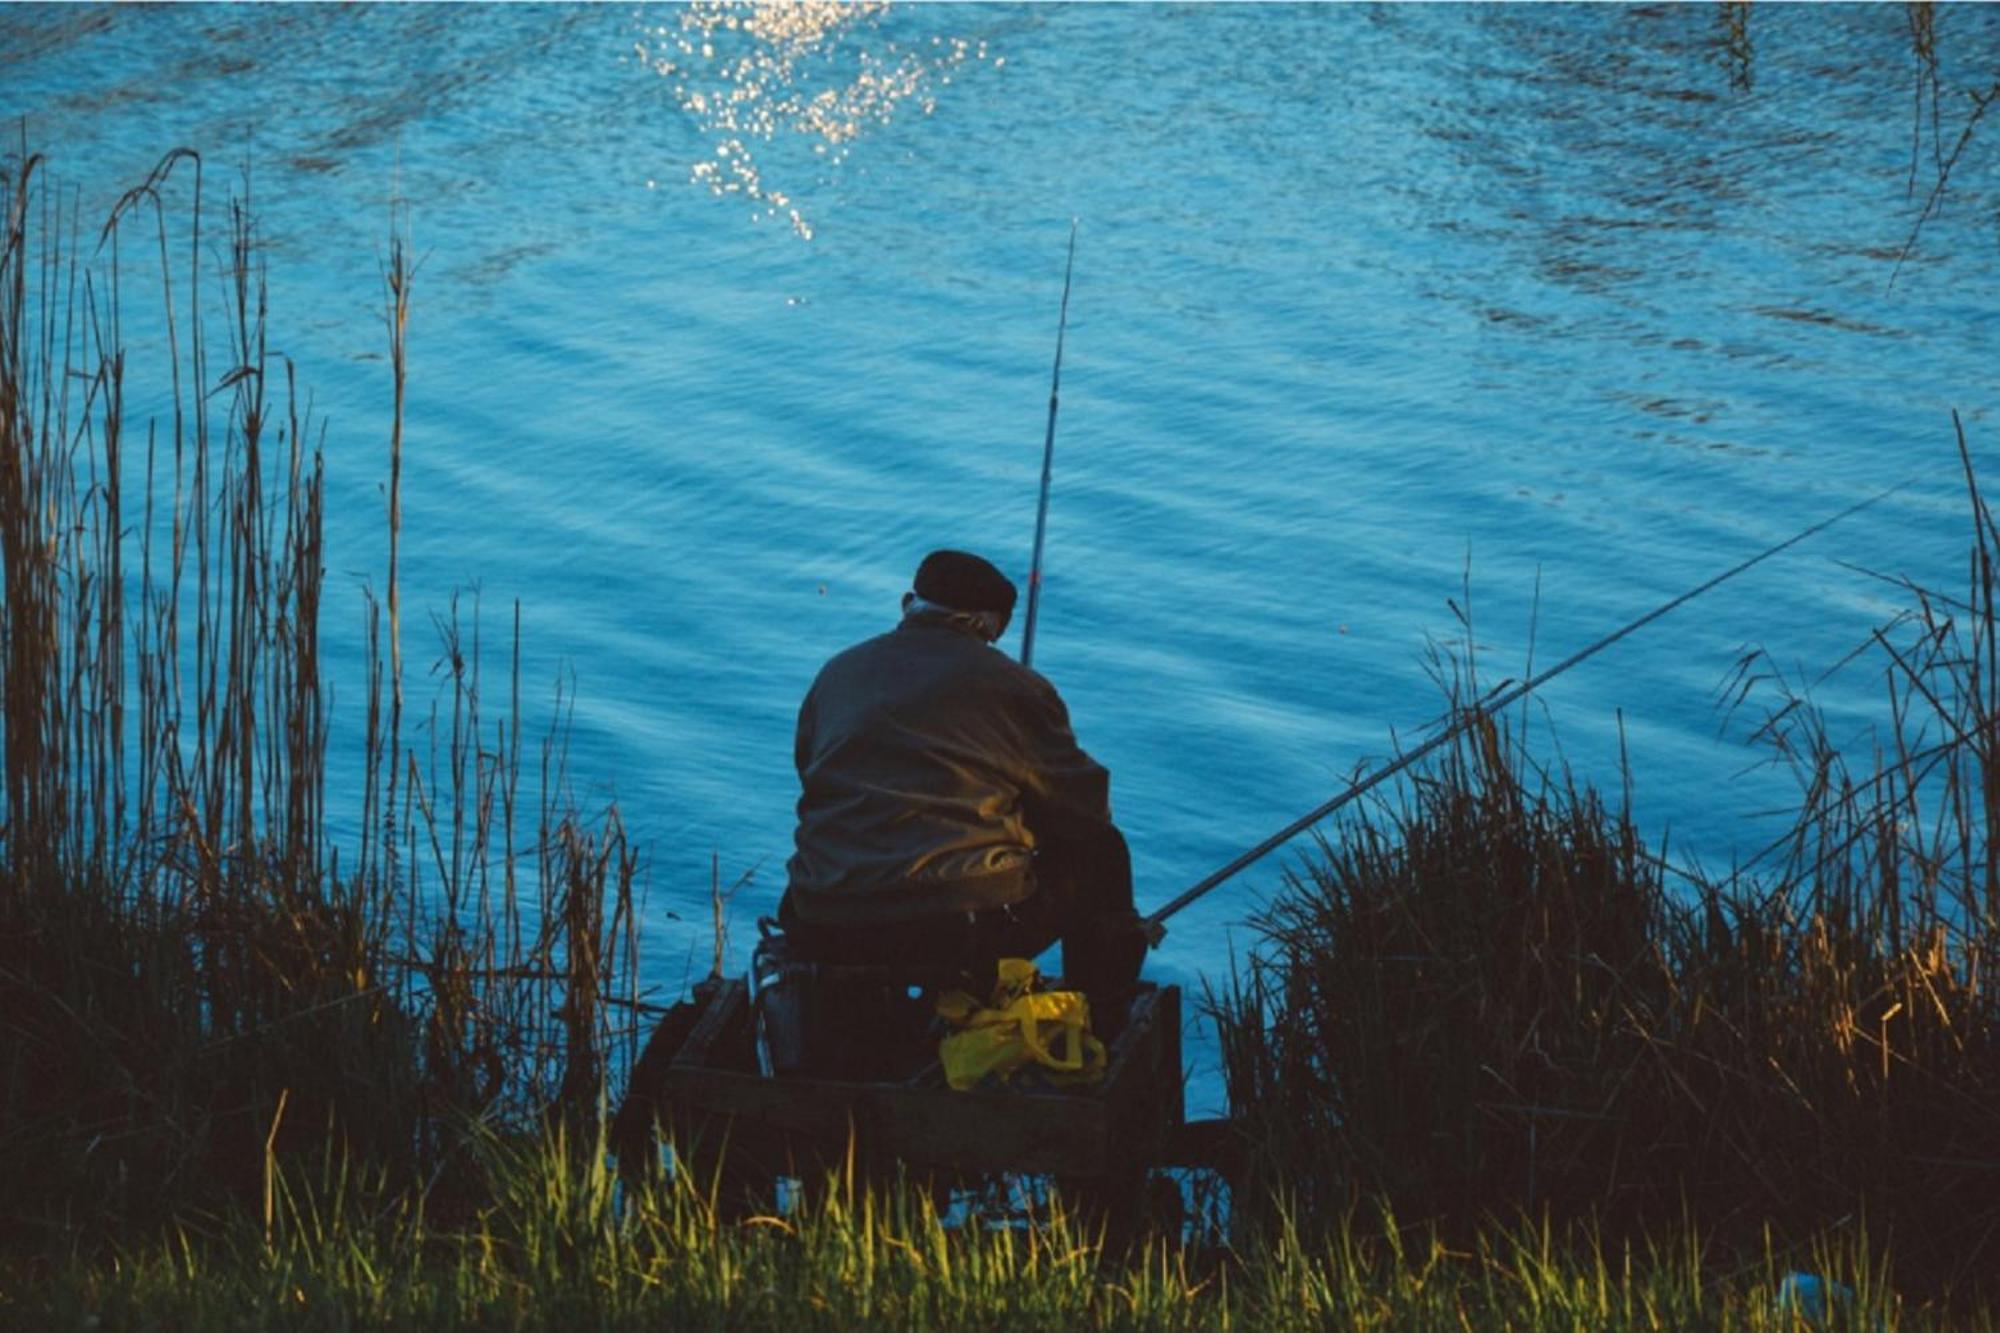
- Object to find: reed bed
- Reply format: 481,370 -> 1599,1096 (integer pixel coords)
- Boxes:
0,149 -> 640,1254
1212,427 -> 2000,1300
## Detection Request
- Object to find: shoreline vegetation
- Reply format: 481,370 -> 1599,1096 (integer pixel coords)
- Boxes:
5,153 -> 1998,1329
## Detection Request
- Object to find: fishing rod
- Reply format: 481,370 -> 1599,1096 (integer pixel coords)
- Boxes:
1143,481 -> 1908,943
1019,219 -> 1079,670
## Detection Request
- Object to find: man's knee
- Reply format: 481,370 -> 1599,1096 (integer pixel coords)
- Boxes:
1059,909 -> 1147,996
1035,820 -> 1134,918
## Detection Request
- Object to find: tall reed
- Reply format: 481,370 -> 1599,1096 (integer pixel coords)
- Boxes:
0,148 -> 640,1249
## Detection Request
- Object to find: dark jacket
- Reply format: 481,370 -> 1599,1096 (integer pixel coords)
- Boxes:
785,611 -> 1113,925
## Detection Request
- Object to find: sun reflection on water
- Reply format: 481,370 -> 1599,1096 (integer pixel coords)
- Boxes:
636,2 -> 994,240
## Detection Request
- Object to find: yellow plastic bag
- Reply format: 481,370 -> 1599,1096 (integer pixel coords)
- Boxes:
935,957 -> 1108,1092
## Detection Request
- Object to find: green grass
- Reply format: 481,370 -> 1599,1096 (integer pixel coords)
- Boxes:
0,1126 -> 1958,1332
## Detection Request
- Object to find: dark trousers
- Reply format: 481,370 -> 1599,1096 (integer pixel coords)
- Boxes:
780,822 -> 1146,997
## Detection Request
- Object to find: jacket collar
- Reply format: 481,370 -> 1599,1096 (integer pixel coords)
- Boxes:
901,607 -> 1000,642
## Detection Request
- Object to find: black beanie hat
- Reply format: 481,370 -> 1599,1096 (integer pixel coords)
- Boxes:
913,549 -> 1018,616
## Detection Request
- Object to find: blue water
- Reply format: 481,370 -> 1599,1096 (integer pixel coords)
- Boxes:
7,2 -> 1999,1110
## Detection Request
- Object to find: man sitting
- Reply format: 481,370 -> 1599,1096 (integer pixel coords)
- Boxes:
779,549 -> 1146,1027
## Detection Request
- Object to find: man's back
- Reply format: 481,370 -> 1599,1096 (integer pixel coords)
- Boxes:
785,612 -> 1109,925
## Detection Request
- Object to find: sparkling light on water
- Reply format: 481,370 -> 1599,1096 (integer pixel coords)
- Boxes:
635,1 -> 994,240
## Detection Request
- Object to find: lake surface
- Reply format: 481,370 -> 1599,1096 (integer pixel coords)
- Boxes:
7,2 -> 1998,1108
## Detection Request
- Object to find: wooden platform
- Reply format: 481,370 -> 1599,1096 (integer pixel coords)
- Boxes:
621,978 -> 1184,1188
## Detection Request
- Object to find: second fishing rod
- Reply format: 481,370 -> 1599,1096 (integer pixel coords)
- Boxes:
1142,479 -> 1905,942
1011,225 -> 1900,945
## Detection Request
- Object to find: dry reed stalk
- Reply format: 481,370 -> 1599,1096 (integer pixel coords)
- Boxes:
1,147 -> 643,1247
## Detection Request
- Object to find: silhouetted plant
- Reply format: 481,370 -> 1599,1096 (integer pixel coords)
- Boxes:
1217,420 -> 2000,1298
0,149 -> 641,1249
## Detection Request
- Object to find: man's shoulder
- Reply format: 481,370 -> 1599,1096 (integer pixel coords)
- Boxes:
808,625 -> 935,685
806,630 -> 895,694
947,638 -> 1064,712
815,624 -> 1052,697
822,627 -> 903,666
